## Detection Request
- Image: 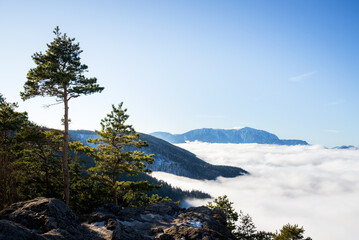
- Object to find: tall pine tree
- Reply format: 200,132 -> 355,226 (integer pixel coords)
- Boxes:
20,27 -> 104,205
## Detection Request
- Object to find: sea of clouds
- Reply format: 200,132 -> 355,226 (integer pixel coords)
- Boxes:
151,143 -> 359,240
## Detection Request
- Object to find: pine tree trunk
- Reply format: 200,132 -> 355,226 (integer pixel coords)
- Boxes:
62,92 -> 70,205
0,131 -> 9,209
113,176 -> 118,205
45,157 -> 49,197
0,154 -> 7,209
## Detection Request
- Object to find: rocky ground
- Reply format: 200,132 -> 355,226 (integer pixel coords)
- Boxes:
0,197 -> 236,240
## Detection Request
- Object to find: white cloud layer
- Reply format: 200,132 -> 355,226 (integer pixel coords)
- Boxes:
151,143 -> 359,240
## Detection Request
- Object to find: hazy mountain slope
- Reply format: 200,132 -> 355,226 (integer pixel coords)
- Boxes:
69,130 -> 248,180
151,127 -> 308,145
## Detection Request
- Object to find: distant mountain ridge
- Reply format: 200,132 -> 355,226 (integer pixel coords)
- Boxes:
332,145 -> 358,150
150,127 -> 308,145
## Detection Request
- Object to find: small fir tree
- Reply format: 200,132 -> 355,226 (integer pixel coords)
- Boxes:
207,195 -> 274,240
88,103 -> 155,205
236,211 -> 257,240
20,27 -> 104,204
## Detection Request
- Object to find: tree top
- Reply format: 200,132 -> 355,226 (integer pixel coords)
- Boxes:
21,27 -> 104,102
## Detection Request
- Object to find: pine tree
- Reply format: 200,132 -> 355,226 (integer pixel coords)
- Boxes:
236,211 -> 257,240
88,103 -> 155,205
20,27 -> 104,205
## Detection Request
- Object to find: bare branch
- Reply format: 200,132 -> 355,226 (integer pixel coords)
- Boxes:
42,102 -> 63,108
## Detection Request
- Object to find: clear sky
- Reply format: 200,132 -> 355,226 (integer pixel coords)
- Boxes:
1,0 -> 358,147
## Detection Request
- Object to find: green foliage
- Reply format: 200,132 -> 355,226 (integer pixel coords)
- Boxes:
274,224 -> 312,240
207,196 -> 312,240
67,140 -> 108,214
256,231 -> 275,240
13,127 -> 63,200
69,158 -> 107,214
207,195 -> 239,231
0,95 -> 28,133
0,94 -> 28,208
115,180 -> 160,207
20,26 -> 103,101
236,211 -> 257,240
235,211 -> 274,240
147,194 -> 174,205
87,103 -> 156,205
119,172 -> 211,201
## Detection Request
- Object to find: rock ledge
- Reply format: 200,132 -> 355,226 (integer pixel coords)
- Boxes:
0,197 -> 236,240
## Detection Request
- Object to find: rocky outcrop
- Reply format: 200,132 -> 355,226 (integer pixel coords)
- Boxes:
0,198 -> 103,240
0,198 -> 236,240
0,198 -> 79,235
0,220 -> 46,240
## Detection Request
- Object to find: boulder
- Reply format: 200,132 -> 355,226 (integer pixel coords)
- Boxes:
1,197 -> 79,235
164,206 -> 236,240
112,224 -> 151,240
81,203 -> 123,223
164,225 -> 235,240
117,206 -> 144,222
0,220 -> 45,240
0,198 -> 101,240
144,202 -> 182,216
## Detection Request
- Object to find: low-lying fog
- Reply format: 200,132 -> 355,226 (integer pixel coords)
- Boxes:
151,143 -> 359,240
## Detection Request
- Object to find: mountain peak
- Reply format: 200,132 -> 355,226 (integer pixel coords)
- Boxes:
150,127 -> 308,145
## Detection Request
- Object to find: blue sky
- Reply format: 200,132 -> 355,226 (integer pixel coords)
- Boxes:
1,0 -> 358,147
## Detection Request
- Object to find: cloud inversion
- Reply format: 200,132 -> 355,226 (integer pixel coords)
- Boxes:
151,143 -> 359,240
